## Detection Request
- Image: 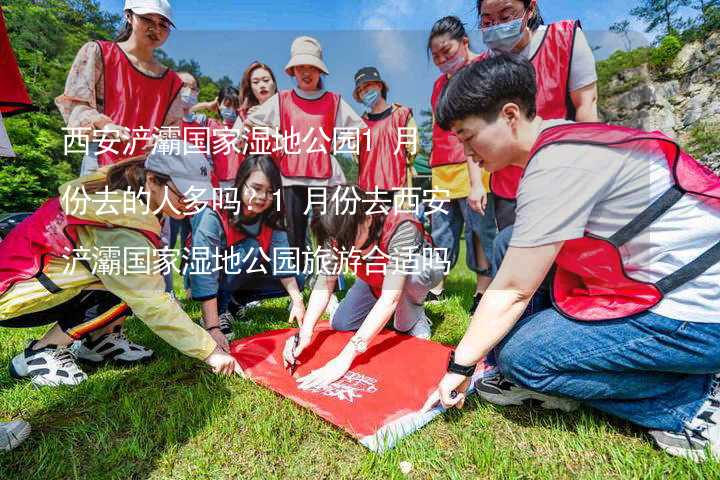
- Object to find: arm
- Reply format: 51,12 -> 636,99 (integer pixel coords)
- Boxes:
571,82 -> 599,122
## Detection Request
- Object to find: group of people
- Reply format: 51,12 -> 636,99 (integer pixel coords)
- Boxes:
1,0 -> 718,464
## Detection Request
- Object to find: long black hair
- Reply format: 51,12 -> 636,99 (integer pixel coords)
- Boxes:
476,0 -> 544,31
312,185 -> 384,252
426,16 -> 469,59
230,154 -> 284,230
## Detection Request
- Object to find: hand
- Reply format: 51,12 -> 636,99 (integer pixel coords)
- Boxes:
282,331 -> 312,369
468,185 -> 488,215
103,123 -> 131,142
208,328 -> 230,353
288,299 -> 305,326
296,350 -> 353,390
204,346 -> 244,376
423,372 -> 471,412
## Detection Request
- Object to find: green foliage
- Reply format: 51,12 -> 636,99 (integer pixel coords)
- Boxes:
686,121 -> 720,158
649,34 -> 683,71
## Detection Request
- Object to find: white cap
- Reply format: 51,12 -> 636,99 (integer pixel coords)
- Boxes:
145,140 -> 214,201
124,0 -> 174,27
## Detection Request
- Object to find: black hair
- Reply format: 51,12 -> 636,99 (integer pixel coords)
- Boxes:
115,10 -> 133,42
476,0 -> 544,31
426,16 -> 468,58
217,86 -> 240,111
230,154 -> 284,230
435,53 -> 537,130
311,185 -> 384,252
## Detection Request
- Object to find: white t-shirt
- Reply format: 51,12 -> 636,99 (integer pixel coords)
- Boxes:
0,112 -> 15,157
517,24 -> 598,92
246,88 -> 367,188
511,120 -> 720,323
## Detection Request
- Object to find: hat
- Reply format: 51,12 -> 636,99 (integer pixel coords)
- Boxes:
284,36 -> 329,76
145,140 -> 214,201
353,66 -> 388,102
124,0 -> 175,27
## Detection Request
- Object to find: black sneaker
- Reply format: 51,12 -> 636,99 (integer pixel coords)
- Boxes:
475,373 -> 579,412
650,374 -> 720,461
470,293 -> 483,315
10,341 -> 87,387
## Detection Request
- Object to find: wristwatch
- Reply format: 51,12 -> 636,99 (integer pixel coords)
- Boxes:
447,351 -> 476,377
349,335 -> 368,354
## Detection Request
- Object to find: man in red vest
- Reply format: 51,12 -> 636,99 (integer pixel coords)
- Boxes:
425,54 -> 720,461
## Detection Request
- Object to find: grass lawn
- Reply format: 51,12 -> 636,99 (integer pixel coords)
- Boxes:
1,247 -> 719,479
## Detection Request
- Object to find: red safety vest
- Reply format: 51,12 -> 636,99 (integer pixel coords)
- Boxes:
489,20 -> 580,228
352,211 -> 432,298
429,56 -> 484,168
525,123 -> 720,321
277,90 -> 340,179
358,106 -> 412,191
0,197 -> 163,297
96,40 -> 183,166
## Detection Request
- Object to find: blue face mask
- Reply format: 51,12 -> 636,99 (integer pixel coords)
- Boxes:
482,15 -> 526,53
361,89 -> 381,109
219,106 -> 237,123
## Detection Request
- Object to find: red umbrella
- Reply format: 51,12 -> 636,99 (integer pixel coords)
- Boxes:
0,7 -> 35,116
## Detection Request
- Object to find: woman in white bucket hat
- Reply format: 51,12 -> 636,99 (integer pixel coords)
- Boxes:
242,36 -> 366,274
56,0 -> 184,175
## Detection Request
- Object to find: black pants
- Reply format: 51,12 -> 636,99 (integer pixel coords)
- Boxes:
0,291 -> 129,340
283,185 -> 312,270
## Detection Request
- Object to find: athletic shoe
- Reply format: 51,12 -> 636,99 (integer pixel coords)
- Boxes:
217,312 -> 235,341
475,373 -> 579,412
0,420 -> 30,451
407,313 -> 432,340
470,293 -> 483,315
71,326 -> 153,364
650,374 -> 720,461
10,342 -> 87,387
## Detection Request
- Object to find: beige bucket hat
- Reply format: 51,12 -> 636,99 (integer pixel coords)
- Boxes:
284,36 -> 329,76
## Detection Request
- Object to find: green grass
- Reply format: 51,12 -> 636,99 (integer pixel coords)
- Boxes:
2,249 -> 719,479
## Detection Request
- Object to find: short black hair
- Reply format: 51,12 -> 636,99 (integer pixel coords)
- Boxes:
435,53 -> 537,130
426,16 -> 468,58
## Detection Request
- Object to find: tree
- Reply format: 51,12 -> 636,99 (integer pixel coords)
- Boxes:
610,20 -> 633,51
630,0 -> 685,36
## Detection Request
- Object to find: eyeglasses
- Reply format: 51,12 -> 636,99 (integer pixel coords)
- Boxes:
243,183 -> 275,200
480,8 -> 526,29
134,13 -> 172,33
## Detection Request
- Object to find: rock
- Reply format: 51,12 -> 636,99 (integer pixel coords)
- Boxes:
700,151 -> 720,175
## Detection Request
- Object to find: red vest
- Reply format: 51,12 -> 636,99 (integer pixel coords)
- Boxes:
527,123 -> 720,321
358,106 -> 412,191
353,211 -> 432,297
0,197 -> 163,297
214,207 -> 274,254
490,20 -> 580,205
429,56 -> 484,168
96,41 -> 183,166
278,90 -> 339,179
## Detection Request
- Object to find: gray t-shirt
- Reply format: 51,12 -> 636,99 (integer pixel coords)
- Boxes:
511,120 -> 720,323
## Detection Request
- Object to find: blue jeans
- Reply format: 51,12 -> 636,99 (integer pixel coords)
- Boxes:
430,196 -> 496,274
497,308 -> 720,432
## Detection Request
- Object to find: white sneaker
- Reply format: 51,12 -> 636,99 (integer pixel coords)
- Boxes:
407,313 -> 432,340
10,341 -> 87,387
0,420 -> 31,451
217,312 -> 235,341
71,327 -> 153,364
475,373 -> 579,412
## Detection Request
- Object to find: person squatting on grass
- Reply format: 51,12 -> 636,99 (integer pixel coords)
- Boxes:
0,147 -> 242,391
425,54 -> 720,462
426,16 -> 497,314
184,155 -> 305,350
282,185 -> 446,389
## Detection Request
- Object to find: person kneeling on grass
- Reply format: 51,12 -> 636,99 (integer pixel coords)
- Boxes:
425,54 -> 720,461
0,147 -> 242,390
184,154 -> 306,350
283,185 -> 446,389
